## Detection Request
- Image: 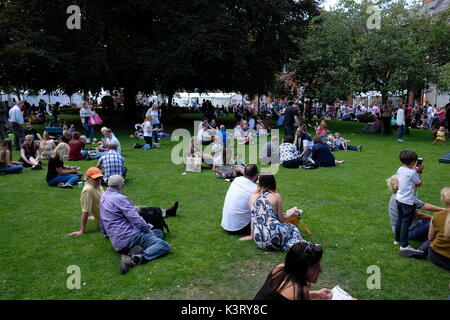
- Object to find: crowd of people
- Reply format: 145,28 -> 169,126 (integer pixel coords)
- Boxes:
1,97 -> 449,300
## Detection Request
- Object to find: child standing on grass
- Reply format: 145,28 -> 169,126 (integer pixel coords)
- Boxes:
395,149 -> 425,258
433,126 -> 446,145
142,114 -> 154,150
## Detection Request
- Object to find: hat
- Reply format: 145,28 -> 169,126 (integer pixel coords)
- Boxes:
86,167 -> 103,179
108,174 -> 124,187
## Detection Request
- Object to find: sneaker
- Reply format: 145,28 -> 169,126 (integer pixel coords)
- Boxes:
119,254 -> 137,275
399,245 -> 424,258
358,144 -> 363,152
56,182 -> 65,188
393,241 -> 399,245
398,139 -> 404,142
62,183 -> 73,189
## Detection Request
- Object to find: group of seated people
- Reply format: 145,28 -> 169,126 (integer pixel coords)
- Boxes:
67,167 -> 179,275
387,175 -> 450,271
220,164 -> 335,299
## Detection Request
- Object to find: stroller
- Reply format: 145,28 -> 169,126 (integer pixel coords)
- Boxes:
132,123 -> 144,139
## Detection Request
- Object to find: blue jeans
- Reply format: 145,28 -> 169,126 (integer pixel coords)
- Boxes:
82,122 -> 94,140
125,230 -> 170,263
3,165 -> 24,174
89,151 -> 106,160
397,125 -> 405,140
47,174 -> 79,186
395,201 -> 415,247
408,221 -> 430,242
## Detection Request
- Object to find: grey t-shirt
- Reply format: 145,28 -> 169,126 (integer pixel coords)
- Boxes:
388,193 -> 425,233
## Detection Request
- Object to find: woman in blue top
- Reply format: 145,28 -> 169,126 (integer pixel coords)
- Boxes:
311,136 -> 344,167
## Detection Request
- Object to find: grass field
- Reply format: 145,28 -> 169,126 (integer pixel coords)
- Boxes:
0,112 -> 449,300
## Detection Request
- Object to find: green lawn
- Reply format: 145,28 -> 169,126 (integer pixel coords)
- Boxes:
0,113 -> 449,300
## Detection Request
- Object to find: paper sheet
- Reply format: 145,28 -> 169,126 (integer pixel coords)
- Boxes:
331,285 -> 353,300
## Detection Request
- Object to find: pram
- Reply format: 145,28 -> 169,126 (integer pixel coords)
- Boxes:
45,119 -> 65,135
132,123 -> 144,139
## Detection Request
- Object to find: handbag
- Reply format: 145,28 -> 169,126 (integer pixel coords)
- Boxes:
186,155 -> 201,172
92,112 -> 103,125
391,118 -> 397,126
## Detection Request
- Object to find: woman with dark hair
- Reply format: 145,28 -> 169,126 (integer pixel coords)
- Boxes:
279,135 -> 303,168
311,136 -> 344,167
68,131 -> 88,161
0,139 -> 24,174
254,242 -> 332,300
248,174 -> 304,251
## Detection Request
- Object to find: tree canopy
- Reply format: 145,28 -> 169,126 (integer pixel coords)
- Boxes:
0,0 -> 320,110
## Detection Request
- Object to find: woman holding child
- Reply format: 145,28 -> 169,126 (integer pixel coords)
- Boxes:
248,174 -> 304,251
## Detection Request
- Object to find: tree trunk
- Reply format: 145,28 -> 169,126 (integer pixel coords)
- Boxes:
123,86 -> 138,124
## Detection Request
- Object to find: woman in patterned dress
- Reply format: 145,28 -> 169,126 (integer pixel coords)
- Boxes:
248,174 -> 305,251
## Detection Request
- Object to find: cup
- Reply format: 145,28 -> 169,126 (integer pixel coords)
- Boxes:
78,181 -> 84,188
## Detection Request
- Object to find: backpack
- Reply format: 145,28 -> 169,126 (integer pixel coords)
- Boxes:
137,207 -> 170,233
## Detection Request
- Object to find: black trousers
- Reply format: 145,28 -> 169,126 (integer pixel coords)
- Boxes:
226,223 -> 251,236
11,122 -> 24,150
382,117 -> 391,135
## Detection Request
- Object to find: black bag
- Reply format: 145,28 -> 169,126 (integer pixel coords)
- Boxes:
138,207 -> 170,233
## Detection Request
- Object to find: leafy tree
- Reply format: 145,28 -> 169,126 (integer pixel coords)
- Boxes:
290,0 -> 445,104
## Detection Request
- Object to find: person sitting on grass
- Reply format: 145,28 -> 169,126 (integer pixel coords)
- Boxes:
279,135 -> 303,168
254,242 -> 333,300
20,134 -> 42,170
46,142 -> 79,188
333,132 -> 362,152
97,140 -> 126,186
211,135 -> 225,177
23,122 -> 42,142
311,136 -> 344,167
315,120 -> 329,137
99,174 -> 171,275
59,130 -> 72,144
221,164 -> 259,237
247,174 -> 305,251
386,174 -> 444,243
260,136 -> 280,165
0,138 -> 24,174
39,131 -> 56,161
420,187 -> 450,270
69,168 -> 179,237
68,132 -> 89,161
185,137 -> 213,166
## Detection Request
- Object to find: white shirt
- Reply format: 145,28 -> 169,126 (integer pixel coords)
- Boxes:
106,136 -> 122,154
395,166 -> 420,205
197,128 -> 211,142
396,108 -> 405,126
8,105 -> 24,124
80,108 -> 92,124
221,176 -> 257,231
143,121 -> 152,137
